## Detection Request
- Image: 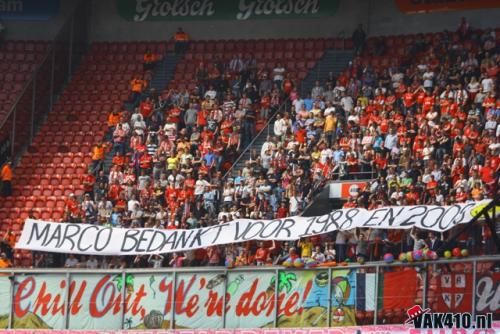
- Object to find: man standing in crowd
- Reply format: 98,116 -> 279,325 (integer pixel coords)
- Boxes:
352,24 -> 366,55
173,27 -> 189,54
0,19 -> 5,49
1,160 -> 12,197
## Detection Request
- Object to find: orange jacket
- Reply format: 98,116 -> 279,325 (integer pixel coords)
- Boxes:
1,164 -> 12,181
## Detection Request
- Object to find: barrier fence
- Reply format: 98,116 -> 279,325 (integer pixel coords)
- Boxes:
0,255 -> 498,330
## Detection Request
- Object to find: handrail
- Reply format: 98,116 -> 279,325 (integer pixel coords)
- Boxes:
298,173 -> 371,217
0,255 -> 498,274
222,98 -> 289,180
0,0 -> 84,131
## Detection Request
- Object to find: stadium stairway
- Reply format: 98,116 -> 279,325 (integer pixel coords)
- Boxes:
299,49 -> 354,96
148,51 -> 185,92
101,50 -> 185,174
227,118 -> 276,178
227,48 -> 355,179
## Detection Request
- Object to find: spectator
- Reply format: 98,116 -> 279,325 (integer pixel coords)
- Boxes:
1,160 -> 12,197
0,19 -> 5,49
0,252 -> 11,268
19,23 -> 499,270
173,27 -> 189,54
352,24 -> 366,55
64,254 -> 79,268
273,62 -> 286,88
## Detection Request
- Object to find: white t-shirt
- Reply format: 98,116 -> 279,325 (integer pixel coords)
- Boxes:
340,96 -> 354,112
481,78 -> 494,93
273,67 -> 285,81
293,99 -> 304,112
86,259 -> 99,269
467,82 -> 480,93
65,258 -> 79,268
423,71 -> 434,88
274,118 -> 287,136
223,188 -> 234,202
195,179 -> 210,195
320,148 -> 333,164
127,199 -> 140,212
289,196 -> 300,214
324,106 -> 336,116
204,89 -> 217,100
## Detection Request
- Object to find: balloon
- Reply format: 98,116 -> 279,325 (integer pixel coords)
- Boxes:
423,249 -> 433,260
294,258 -> 305,268
305,258 -> 317,268
461,249 -> 469,257
384,253 -> 394,263
452,247 -> 461,257
282,260 -> 292,268
399,252 -> 407,262
406,251 -> 414,262
357,256 -> 365,264
413,250 -> 423,261
430,251 -> 438,260
444,250 -> 452,258
225,258 -> 234,268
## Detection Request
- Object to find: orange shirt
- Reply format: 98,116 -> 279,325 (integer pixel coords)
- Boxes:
92,146 -> 105,161
143,53 -> 156,62
471,188 -> 483,201
130,79 -> 146,93
1,164 -> 12,181
174,32 -> 189,41
5,232 -> 16,248
108,112 -> 122,127
112,155 -> 126,167
0,258 -> 11,269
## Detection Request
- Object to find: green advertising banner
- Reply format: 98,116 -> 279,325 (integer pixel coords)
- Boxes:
117,0 -> 340,22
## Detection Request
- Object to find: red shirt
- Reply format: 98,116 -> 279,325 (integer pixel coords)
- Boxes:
165,187 -> 178,204
422,96 -> 434,112
277,206 -> 288,218
296,128 -> 307,144
167,107 -> 181,124
83,174 -> 95,192
139,154 -> 152,169
140,101 -> 153,118
254,247 -> 269,263
480,166 -> 494,184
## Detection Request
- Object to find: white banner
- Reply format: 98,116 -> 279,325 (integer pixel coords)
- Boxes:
16,201 -> 491,255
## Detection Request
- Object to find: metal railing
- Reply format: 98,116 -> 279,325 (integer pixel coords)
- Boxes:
222,99 -> 289,180
0,255 -> 498,330
0,0 -> 90,164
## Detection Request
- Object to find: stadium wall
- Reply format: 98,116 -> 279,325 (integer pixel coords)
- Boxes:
1,0 -> 80,40
88,0 -> 500,41
3,0 -> 500,42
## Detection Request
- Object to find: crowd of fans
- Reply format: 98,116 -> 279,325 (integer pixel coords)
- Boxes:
0,20 -> 498,269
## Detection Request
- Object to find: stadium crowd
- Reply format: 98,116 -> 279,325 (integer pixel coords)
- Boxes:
0,20 -> 498,269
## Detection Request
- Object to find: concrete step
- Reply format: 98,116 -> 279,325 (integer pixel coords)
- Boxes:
227,49 -> 354,178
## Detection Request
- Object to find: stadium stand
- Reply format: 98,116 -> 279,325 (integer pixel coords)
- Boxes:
0,20 -> 498,271
0,37 -> 335,267
0,41 -> 49,130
